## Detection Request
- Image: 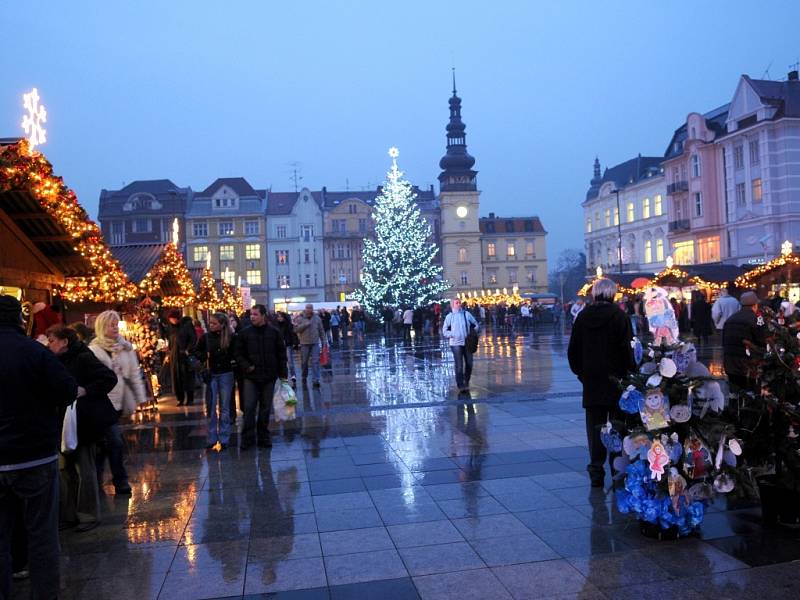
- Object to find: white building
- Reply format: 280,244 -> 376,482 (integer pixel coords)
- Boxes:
584,156 -> 667,274
265,188 -> 326,307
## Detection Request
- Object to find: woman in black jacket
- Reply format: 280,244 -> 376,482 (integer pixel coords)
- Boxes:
168,314 -> 198,406
46,324 -> 117,531
274,311 -> 298,384
195,312 -> 236,449
690,291 -> 713,346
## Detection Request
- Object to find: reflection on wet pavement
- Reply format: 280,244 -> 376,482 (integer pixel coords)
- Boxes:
14,332 -> 800,599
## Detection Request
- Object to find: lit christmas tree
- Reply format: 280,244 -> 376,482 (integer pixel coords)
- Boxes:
196,256 -> 219,312
353,148 -> 450,315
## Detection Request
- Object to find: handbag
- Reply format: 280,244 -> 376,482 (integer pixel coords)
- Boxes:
121,377 -> 139,417
463,311 -> 479,354
61,401 -> 78,453
320,344 -> 330,367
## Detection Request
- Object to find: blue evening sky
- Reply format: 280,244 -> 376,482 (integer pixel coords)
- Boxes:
2,1 -> 798,261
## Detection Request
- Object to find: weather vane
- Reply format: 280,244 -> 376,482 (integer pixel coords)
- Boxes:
21,87 -> 47,155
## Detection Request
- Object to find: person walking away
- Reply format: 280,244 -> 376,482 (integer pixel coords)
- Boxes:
442,297 -> 480,394
235,305 -> 288,449
567,279 -> 634,487
165,310 -> 197,406
294,304 -> 327,387
382,306 -> 393,338
339,306 -> 350,339
393,307 -> 403,337
89,310 -> 147,495
351,306 -> 365,341
402,306 -> 413,341
711,288 -> 740,332
0,297 -> 78,599
722,291 -> 766,392
330,308 -> 341,344
320,309 -> 332,345
412,307 -> 424,340
690,292 -> 713,346
196,312 -> 236,450
274,312 -> 298,385
46,325 -> 117,531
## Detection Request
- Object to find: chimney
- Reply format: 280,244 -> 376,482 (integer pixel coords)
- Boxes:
789,70 -> 799,81
489,212 -> 495,219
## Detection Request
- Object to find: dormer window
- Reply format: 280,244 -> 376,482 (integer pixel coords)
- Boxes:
122,193 -> 161,212
212,187 -> 239,210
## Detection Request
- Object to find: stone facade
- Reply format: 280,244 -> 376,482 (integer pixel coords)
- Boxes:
479,214 -> 548,293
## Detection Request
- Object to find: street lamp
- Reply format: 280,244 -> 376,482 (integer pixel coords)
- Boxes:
611,188 -> 623,275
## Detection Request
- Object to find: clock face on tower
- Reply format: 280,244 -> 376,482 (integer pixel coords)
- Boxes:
456,206 -> 468,218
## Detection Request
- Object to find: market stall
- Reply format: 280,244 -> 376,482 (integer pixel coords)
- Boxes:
577,266 -> 638,299
735,241 -> 800,303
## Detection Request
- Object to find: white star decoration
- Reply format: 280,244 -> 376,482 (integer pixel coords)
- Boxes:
21,88 -> 47,154
388,147 -> 399,158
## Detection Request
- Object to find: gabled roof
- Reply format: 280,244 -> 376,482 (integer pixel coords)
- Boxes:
98,179 -> 190,219
319,186 -> 438,210
266,190 -> 324,215
110,243 -> 169,284
663,104 -> 730,160
479,216 -> 547,235
199,177 -> 259,198
585,156 -> 663,202
744,75 -> 800,118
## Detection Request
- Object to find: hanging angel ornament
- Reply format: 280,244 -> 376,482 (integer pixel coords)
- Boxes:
647,439 -> 670,481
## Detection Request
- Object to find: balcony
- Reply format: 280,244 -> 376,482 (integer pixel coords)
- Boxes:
668,219 -> 691,233
667,181 -> 689,195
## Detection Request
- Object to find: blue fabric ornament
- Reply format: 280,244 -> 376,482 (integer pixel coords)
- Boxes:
633,338 -> 644,365
619,389 -> 644,414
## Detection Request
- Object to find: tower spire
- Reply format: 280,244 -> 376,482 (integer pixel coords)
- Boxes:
438,74 -> 477,192
452,67 -> 457,96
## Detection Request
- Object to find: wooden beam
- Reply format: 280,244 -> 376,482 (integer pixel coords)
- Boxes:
28,234 -> 73,243
10,212 -> 52,221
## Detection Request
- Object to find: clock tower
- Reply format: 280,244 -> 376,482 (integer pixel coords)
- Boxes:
438,73 -> 482,294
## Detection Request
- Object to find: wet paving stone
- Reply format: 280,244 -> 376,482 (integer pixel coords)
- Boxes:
21,334 -> 800,599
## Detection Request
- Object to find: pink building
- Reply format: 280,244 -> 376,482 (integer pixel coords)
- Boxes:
662,105 -> 729,264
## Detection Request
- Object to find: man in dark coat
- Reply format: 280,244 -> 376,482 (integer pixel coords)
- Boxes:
568,279 -> 634,487
235,304 -> 288,449
0,296 -> 78,599
690,292 -> 713,346
722,291 -> 766,391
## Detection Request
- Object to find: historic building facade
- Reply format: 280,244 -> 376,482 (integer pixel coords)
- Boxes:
265,188 -> 326,306
479,214 -> 547,293
185,178 -> 268,303
584,156 -> 667,274
98,179 -> 190,247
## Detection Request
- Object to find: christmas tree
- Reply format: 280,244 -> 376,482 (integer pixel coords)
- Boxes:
352,148 -> 450,315
196,263 -> 219,312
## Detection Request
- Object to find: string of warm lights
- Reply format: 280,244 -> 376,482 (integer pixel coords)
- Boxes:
138,240 -> 196,308
218,281 -> 240,314
0,139 -> 138,303
195,266 -> 219,311
649,265 -> 726,292
735,249 -> 800,289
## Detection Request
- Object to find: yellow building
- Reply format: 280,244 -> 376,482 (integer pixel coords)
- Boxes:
480,214 -> 548,293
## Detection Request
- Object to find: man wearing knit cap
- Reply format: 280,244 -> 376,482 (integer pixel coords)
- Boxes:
722,291 -> 766,391
0,295 -> 78,598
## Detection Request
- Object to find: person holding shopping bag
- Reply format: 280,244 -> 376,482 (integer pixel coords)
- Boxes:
442,298 -> 480,394
195,312 -> 236,450
89,310 -> 147,494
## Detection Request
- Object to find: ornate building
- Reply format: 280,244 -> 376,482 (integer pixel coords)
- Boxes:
479,214 -> 548,293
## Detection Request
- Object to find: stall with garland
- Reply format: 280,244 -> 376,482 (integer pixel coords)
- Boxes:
577,267 -> 638,299
458,286 -> 525,308
735,241 -> 800,303
648,258 -> 737,300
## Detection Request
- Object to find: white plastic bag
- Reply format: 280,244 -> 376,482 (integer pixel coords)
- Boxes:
272,380 -> 297,422
61,401 -> 78,453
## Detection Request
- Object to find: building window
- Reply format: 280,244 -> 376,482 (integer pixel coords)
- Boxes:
594,212 -> 600,228
694,192 -> 703,217
673,240 -> 695,265
642,198 -> 650,219
219,222 -> 234,236
627,202 -> 635,223
278,275 -> 290,289
358,218 -> 367,232
691,154 -> 701,178
586,219 -> 592,233
733,145 -> 744,170
654,195 -> 662,216
333,219 -> 346,233
526,269 -> 535,283
697,236 -> 721,263
506,242 -> 516,258
656,238 -> 664,262
300,225 -> 313,242
276,225 -> 287,239
460,271 -> 468,285
192,245 -> 209,263
335,244 -> 346,259
458,247 -> 468,262
111,221 -> 124,245
348,204 -> 357,214
246,270 -> 262,285
507,268 -> 518,284
219,245 -> 234,261
304,249 -> 310,263
526,241 -> 534,257
644,239 -> 652,264
133,218 -> 151,233
244,221 -> 259,235
487,242 -> 496,257
752,178 -> 763,202
749,139 -> 760,165
222,270 -> 236,285
613,206 -> 619,226
276,250 -> 288,264
192,221 -> 208,237
488,270 -> 497,284
604,208 -> 611,228
214,195 -> 237,209
736,182 -> 746,207
245,244 -> 261,260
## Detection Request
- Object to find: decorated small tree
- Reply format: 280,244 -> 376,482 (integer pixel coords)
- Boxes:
196,263 -> 219,313
352,148 -> 450,316
219,281 -> 240,314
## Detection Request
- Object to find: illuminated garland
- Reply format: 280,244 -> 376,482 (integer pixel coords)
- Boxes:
650,265 -> 724,292
138,241 -> 195,307
196,267 -> 219,311
578,279 -> 636,298
735,253 -> 800,289
0,139 -> 137,302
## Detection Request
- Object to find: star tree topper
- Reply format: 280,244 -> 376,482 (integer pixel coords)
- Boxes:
21,88 -> 47,155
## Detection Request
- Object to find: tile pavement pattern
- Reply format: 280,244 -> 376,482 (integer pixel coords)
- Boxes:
12,333 -> 800,599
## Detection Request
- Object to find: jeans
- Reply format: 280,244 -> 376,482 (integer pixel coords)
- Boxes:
286,348 -> 297,378
96,421 -> 128,489
332,326 -> 340,343
450,344 -> 473,388
60,444 -> 100,526
585,406 -> 623,482
241,378 -> 276,445
300,344 -> 320,383
403,324 -> 412,341
0,460 -> 60,600
208,371 -> 234,445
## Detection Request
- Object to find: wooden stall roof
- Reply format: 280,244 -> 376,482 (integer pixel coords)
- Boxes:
111,243 -> 170,285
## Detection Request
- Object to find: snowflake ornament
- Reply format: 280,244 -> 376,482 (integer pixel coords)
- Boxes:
21,88 -> 47,154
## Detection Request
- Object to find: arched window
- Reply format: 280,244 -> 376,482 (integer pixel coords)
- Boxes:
642,198 -> 650,219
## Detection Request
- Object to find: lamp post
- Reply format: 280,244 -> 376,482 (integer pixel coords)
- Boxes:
611,188 -> 623,274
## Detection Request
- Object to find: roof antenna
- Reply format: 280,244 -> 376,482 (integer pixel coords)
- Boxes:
287,161 -> 303,192
761,60 -> 773,79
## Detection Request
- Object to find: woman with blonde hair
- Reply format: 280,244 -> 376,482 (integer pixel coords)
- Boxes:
89,310 -> 147,494
195,312 -> 236,449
